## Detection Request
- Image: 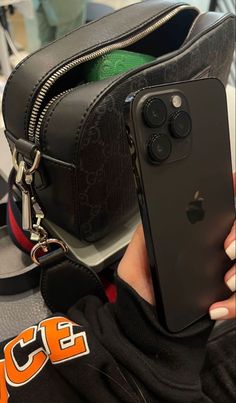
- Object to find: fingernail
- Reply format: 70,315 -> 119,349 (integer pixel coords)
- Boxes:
226,274 -> 236,292
225,240 -> 236,260
210,307 -> 229,320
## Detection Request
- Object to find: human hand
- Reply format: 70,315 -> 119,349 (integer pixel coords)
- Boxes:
118,174 -> 236,320
209,222 -> 235,320
117,223 -> 155,305
209,173 -> 236,320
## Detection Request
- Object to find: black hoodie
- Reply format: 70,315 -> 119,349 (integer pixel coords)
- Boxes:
0,275 -> 235,402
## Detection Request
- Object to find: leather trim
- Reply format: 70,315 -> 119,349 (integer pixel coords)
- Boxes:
15,139 -> 38,161
39,250 -> 107,313
186,12 -> 234,42
5,130 -> 76,168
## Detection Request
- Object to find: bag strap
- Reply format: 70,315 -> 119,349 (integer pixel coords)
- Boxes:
5,169 -> 115,310
39,249 -> 107,313
7,168 -> 34,254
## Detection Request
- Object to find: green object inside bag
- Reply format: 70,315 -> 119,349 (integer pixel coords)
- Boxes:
85,49 -> 155,82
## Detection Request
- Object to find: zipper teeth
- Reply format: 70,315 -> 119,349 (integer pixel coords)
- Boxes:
28,4 -> 192,142
34,89 -> 73,144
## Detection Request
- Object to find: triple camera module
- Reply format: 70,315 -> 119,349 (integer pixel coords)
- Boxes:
142,96 -> 192,164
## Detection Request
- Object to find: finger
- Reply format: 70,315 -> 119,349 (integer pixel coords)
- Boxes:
225,264 -> 236,293
118,224 -> 149,280
224,221 -> 236,260
224,172 -> 236,258
233,172 -> 236,195
209,293 -> 236,320
209,264 -> 236,320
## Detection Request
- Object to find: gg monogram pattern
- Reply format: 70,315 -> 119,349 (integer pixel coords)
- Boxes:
75,19 -> 234,241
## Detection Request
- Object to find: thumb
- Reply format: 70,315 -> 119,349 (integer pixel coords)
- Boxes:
117,224 -> 155,305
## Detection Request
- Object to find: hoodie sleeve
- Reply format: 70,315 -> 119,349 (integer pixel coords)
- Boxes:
0,274 -> 215,403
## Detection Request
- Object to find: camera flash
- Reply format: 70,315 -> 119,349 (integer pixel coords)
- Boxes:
171,95 -> 182,108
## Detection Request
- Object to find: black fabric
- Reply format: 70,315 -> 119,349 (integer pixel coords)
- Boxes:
201,320 -> 236,402
112,275 -> 214,388
0,274 -> 235,402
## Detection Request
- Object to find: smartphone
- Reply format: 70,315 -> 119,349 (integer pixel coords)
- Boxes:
124,78 -> 235,333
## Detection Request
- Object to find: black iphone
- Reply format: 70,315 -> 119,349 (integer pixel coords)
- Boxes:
124,78 -> 235,333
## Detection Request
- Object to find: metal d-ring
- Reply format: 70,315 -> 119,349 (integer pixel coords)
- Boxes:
13,147 -> 41,174
31,239 -> 68,265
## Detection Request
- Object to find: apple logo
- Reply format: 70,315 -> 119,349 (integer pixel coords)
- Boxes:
186,191 -> 205,224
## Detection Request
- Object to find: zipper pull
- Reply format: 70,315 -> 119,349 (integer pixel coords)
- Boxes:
15,160 -> 33,231
22,190 -> 33,231
32,197 -> 44,220
12,145 -> 68,265
30,197 -> 47,242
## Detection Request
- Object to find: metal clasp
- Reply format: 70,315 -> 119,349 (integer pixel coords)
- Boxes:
13,148 -> 41,174
15,160 -> 33,231
31,239 -> 68,265
12,146 -> 68,265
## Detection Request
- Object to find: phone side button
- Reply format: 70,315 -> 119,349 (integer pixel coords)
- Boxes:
134,173 -> 144,206
137,192 -> 144,206
126,127 -> 136,157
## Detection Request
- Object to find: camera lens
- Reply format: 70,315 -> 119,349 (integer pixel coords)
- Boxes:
170,111 -> 192,138
143,98 -> 167,128
148,134 -> 172,163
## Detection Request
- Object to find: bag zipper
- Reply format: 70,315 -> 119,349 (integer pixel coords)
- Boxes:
29,4 -> 197,144
35,89 -> 74,144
